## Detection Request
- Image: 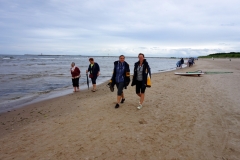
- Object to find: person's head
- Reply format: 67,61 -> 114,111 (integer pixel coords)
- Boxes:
119,55 -> 125,63
138,53 -> 145,62
89,58 -> 94,64
71,62 -> 75,67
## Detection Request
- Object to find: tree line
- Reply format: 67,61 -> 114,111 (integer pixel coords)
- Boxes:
199,52 -> 240,58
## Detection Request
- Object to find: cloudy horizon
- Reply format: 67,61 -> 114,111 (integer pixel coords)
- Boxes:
0,0 -> 239,57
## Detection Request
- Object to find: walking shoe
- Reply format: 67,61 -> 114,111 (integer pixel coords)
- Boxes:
115,103 -> 119,108
137,104 -> 142,110
121,98 -> 125,103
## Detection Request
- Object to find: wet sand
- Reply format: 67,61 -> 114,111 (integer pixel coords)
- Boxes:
0,58 -> 240,160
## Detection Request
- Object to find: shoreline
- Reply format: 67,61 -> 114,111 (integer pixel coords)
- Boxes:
0,64 -> 183,114
0,77 -> 108,114
1,58 -> 239,159
0,64 -> 187,132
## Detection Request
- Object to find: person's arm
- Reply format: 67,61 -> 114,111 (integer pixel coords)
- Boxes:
96,63 -> 100,76
77,67 -> 81,76
124,63 -> 130,88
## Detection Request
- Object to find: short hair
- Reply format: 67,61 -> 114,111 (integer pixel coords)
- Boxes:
89,58 -> 94,61
71,62 -> 75,65
138,53 -> 145,57
119,55 -> 125,58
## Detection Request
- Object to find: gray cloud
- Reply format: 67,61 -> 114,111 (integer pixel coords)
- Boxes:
0,0 -> 239,56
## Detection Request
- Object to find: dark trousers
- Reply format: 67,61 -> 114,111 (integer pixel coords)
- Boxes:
91,77 -> 97,84
116,82 -> 124,96
72,78 -> 79,87
136,80 -> 146,94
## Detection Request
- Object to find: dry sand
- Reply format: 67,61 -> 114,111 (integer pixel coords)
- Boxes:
0,58 -> 240,160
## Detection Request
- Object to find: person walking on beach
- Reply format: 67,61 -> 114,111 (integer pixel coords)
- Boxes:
131,53 -> 151,109
70,62 -> 81,92
110,55 -> 130,108
86,58 -> 100,92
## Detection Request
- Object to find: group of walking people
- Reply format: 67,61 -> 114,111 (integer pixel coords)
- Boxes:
70,53 -> 151,110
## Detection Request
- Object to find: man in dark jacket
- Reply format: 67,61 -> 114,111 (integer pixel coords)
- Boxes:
110,55 -> 130,108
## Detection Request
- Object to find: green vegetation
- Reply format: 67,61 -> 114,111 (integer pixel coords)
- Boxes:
199,52 -> 240,58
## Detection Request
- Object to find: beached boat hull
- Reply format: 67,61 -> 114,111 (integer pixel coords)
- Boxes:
175,72 -> 204,76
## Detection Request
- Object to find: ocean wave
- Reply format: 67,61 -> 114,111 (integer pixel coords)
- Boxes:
31,58 -> 56,60
0,73 -> 17,75
38,90 -> 51,94
9,96 -> 21,100
1,73 -> 69,80
99,75 -> 112,78
2,57 -> 14,60
52,74 -> 65,76
20,74 -> 44,79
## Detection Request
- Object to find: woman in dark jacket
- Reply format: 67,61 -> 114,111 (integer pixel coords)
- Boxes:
131,53 -> 151,109
86,58 -> 100,92
110,55 -> 130,108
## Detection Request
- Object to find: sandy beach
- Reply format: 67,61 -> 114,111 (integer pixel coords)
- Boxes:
0,58 -> 240,160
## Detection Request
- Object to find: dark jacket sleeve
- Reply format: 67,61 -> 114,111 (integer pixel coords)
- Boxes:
76,67 -> 81,76
143,61 -> 151,84
124,62 -> 130,88
93,63 -> 100,78
95,63 -> 100,73
147,63 -> 151,78
131,63 -> 137,86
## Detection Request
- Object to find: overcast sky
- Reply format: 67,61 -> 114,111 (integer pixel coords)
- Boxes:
0,0 -> 239,57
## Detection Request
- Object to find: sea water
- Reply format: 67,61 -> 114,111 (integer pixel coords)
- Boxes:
0,55 -> 183,112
